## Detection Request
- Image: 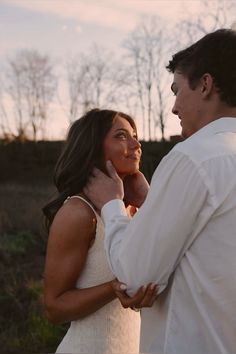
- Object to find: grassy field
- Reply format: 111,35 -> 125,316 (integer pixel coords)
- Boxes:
0,140 -> 177,352
0,183 -> 68,353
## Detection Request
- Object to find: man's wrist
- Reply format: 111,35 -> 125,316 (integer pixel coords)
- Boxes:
101,199 -> 127,223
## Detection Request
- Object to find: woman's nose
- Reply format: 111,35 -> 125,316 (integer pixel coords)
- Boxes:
130,137 -> 141,150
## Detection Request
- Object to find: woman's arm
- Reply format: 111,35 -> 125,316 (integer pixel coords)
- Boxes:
43,199 -> 116,324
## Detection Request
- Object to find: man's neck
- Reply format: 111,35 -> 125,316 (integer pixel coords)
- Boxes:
213,105 -> 236,120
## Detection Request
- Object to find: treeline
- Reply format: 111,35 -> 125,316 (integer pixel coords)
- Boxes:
0,140 -> 179,184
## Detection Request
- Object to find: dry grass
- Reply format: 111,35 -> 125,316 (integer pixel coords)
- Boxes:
0,182 -> 68,352
0,182 -> 55,235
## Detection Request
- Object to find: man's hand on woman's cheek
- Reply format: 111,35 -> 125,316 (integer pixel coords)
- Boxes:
84,161 -> 124,210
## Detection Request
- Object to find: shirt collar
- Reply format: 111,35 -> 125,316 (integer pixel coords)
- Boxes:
192,117 -> 236,139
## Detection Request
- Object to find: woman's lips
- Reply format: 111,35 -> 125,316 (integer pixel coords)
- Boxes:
126,154 -> 140,161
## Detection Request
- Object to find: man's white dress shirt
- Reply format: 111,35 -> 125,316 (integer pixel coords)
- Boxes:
102,118 -> 236,353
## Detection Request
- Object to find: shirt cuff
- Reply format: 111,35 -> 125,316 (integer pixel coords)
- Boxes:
101,199 -> 127,223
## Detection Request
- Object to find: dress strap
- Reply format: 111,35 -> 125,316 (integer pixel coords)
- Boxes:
64,195 -> 97,216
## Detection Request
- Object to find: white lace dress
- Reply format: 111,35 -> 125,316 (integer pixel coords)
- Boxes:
56,196 -> 140,354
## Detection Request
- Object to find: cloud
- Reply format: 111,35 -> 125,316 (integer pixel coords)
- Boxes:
4,0 -> 136,32
3,0 -> 201,33
75,25 -> 82,33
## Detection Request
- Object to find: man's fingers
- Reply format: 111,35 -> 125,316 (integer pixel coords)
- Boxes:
85,169 -> 107,187
92,167 -> 105,177
89,166 -> 117,183
106,160 -> 120,181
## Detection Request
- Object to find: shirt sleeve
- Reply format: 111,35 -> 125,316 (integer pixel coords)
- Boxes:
102,150 -> 209,295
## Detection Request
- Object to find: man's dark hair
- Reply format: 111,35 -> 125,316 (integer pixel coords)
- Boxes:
166,28 -> 236,106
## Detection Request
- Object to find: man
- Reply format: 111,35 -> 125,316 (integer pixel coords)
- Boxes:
85,29 -> 236,353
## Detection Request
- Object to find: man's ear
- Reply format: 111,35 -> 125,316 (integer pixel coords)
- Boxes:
200,73 -> 214,98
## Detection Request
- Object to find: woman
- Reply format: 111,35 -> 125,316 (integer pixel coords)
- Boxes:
43,109 -> 157,353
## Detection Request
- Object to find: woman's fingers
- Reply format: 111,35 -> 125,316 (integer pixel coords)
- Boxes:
112,280 -> 146,308
112,280 -> 158,309
139,283 -> 158,307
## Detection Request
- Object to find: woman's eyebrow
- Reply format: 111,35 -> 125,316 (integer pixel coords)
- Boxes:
114,128 -> 136,135
114,128 -> 128,133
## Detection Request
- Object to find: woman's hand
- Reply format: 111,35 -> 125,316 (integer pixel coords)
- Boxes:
111,279 -> 158,311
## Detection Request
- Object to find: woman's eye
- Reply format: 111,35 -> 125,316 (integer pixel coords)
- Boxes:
116,133 -> 127,139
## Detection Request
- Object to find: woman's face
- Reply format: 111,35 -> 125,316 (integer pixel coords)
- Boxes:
103,115 -> 141,178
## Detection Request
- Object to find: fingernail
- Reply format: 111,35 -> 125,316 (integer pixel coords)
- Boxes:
150,283 -> 156,290
142,285 -> 147,292
120,284 -> 127,290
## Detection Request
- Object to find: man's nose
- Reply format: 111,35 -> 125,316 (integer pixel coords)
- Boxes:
172,104 -> 178,115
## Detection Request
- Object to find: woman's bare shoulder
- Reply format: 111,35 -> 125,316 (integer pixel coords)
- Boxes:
50,197 -> 97,244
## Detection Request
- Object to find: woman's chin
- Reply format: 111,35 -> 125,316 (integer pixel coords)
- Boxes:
117,167 -> 139,178
112,159 -> 140,177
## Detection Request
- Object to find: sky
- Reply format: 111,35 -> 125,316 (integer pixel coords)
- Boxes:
0,0 -> 235,140
0,0 -> 201,58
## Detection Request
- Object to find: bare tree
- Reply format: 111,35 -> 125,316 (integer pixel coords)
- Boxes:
176,0 -> 236,47
65,55 -> 89,123
65,45 -> 124,122
0,77 -> 12,139
124,16 -> 170,140
6,49 -> 57,141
